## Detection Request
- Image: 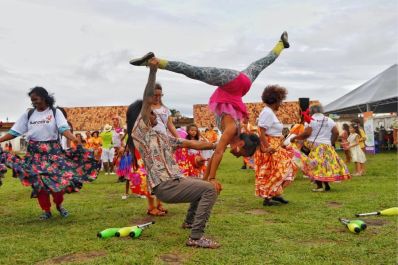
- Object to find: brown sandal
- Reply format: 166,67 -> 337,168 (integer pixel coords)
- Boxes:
147,208 -> 166,216
157,206 -> 168,213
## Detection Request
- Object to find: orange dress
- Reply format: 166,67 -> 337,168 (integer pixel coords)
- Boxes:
205,130 -> 218,143
254,136 -> 298,199
87,137 -> 102,161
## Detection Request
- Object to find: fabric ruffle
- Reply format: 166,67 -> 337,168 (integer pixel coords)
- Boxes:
0,141 -> 98,194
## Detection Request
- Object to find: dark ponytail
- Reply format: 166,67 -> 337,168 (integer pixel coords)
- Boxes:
240,133 -> 260,156
126,100 -> 143,168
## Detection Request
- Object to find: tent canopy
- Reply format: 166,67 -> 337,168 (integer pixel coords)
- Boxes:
325,64 -> 398,114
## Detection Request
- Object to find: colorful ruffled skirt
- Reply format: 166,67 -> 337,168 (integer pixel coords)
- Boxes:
116,152 -> 132,177
0,161 -> 6,186
0,140 -> 98,194
254,136 -> 298,199
301,142 -> 351,182
174,148 -> 206,178
124,149 -> 149,196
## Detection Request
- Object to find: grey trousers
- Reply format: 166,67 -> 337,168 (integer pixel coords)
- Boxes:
153,177 -> 218,239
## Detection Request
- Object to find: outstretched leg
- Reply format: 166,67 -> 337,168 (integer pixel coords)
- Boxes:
159,61 -> 239,87
130,32 -> 289,87
130,53 -> 238,87
241,31 -> 289,82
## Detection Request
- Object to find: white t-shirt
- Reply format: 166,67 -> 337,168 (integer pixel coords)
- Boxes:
306,113 -> 335,145
112,130 -> 123,148
152,106 -> 171,135
257,106 -> 283,136
10,108 -> 69,141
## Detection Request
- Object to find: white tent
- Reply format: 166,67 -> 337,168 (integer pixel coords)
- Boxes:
325,64 -> 398,114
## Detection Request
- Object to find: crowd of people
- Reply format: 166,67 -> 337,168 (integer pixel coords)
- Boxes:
0,32 -> 379,249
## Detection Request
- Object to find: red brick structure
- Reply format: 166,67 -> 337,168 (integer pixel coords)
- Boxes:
64,106 -> 127,131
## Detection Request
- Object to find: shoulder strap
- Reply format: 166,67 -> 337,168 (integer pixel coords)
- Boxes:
51,107 -> 61,143
308,117 -> 326,150
27,108 -> 35,121
52,107 -> 57,120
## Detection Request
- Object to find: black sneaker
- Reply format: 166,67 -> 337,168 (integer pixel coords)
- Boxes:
57,206 -> 69,218
39,211 -> 52,220
241,165 -> 247,170
281,31 -> 290,48
30,190 -> 38,198
129,52 -> 155,66
263,198 -> 278,206
272,196 -> 289,204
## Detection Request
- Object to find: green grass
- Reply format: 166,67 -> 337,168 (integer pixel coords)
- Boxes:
0,152 -> 397,265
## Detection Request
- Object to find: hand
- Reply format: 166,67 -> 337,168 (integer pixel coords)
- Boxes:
73,138 -> 81,146
260,144 -> 267,153
209,179 -> 222,195
118,147 -> 125,156
260,145 -> 276,154
148,58 -> 159,69
195,156 -> 206,168
266,147 -> 276,154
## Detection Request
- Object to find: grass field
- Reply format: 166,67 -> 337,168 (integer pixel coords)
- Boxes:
0,151 -> 397,265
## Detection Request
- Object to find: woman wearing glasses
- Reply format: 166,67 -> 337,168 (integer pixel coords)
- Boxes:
151,83 -> 180,138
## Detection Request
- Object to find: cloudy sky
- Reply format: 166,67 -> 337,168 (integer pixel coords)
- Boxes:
0,0 -> 397,121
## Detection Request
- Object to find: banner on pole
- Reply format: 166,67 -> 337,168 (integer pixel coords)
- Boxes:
363,112 -> 375,154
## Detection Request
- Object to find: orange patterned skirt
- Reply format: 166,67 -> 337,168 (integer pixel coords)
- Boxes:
254,136 -> 298,199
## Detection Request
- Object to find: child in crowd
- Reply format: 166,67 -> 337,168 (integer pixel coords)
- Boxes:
348,124 -> 367,176
175,124 -> 207,178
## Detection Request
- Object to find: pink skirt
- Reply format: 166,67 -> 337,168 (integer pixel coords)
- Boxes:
208,72 -> 252,121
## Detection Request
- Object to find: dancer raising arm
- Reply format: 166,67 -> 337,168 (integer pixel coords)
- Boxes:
130,32 -> 290,182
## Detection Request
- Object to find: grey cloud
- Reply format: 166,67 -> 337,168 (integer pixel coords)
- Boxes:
1,0 -> 397,121
74,49 -> 132,81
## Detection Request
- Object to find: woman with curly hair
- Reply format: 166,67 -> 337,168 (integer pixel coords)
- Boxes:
254,85 -> 298,206
129,32 -> 289,184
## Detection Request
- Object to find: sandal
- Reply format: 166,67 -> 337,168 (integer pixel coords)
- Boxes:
186,236 -> 220,249
157,206 -> 168,214
147,208 -> 166,216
